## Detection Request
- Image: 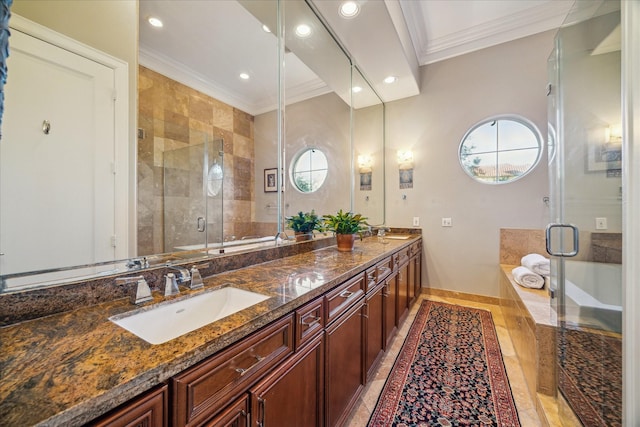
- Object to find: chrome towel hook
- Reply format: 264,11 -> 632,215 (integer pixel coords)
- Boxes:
42,120 -> 51,135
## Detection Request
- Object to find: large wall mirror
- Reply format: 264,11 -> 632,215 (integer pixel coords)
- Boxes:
1,0 -> 384,292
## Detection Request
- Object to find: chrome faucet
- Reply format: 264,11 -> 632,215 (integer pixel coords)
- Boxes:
115,275 -> 153,304
163,273 -> 180,296
166,264 -> 191,287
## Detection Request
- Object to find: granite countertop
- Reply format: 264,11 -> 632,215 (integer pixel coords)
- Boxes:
0,236 -> 419,426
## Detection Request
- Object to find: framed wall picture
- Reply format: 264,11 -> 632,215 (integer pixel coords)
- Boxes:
264,168 -> 278,192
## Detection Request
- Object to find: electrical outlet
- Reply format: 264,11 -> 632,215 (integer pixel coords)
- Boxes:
595,217 -> 608,230
412,217 -> 420,227
442,218 -> 452,227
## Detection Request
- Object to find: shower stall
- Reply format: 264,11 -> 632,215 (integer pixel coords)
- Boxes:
163,137 -> 224,253
547,1 -> 622,425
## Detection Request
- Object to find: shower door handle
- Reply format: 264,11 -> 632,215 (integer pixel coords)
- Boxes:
197,217 -> 206,232
545,223 -> 579,257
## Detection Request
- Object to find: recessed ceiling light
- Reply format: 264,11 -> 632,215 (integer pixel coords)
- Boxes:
262,24 -> 271,33
239,73 -> 250,80
352,86 -> 363,93
383,76 -> 398,84
295,24 -> 312,38
148,17 -> 163,28
339,1 -> 360,19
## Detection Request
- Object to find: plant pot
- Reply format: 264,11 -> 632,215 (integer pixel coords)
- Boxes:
295,232 -> 313,242
336,233 -> 356,252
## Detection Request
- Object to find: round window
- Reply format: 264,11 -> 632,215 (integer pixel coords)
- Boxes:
291,148 -> 328,193
458,115 -> 543,184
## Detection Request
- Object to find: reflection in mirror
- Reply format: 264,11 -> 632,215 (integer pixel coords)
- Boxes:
1,0 -> 385,293
353,67 -> 384,225
291,148 -> 328,193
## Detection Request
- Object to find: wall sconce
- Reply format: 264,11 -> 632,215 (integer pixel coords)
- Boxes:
397,150 -> 414,170
357,154 -> 373,173
397,150 -> 414,189
605,124 -> 623,143
358,155 -> 373,191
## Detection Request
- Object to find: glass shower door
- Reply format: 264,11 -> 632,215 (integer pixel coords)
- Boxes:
163,137 -> 224,253
548,1 -> 622,425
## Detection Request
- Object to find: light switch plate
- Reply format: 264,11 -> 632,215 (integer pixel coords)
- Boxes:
442,218 -> 452,227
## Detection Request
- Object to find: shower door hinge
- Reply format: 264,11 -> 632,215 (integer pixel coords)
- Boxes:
111,235 -> 117,247
111,162 -> 116,175
112,90 -> 117,101
546,83 -> 552,96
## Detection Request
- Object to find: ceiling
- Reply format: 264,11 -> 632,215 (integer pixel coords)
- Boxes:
139,0 -> 576,115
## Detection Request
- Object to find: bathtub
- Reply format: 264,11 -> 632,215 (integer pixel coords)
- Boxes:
563,260 -> 622,333
174,236 -> 280,254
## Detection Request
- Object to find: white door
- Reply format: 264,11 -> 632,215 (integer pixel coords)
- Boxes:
1,29 -> 116,275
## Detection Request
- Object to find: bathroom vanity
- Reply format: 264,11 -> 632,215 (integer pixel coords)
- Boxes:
0,235 -> 422,427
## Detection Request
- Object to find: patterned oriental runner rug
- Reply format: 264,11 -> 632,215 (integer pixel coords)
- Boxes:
368,300 -> 520,426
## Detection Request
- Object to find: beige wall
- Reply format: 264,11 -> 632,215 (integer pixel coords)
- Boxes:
385,31 -> 556,297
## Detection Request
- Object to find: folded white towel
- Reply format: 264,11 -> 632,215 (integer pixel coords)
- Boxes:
521,253 -> 550,276
512,266 -> 545,289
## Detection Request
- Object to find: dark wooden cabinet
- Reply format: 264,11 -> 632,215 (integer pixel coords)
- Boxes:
396,261 -> 410,325
88,384 -> 168,427
251,334 -> 324,427
87,239 -> 421,427
325,298 -> 365,427
409,248 -> 422,302
203,395 -> 249,427
383,272 -> 398,348
171,315 -> 294,427
364,281 -> 385,381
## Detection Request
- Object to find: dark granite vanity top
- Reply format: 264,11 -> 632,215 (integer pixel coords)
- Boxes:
0,235 -> 420,426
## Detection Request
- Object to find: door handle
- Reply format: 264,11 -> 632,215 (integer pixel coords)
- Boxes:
545,223 -> 579,257
197,217 -> 205,232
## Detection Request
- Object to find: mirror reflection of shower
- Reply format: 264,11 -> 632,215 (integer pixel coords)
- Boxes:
162,138 -> 224,253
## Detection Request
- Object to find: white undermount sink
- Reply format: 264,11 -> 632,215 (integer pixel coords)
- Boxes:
384,235 -> 411,240
109,287 -> 270,345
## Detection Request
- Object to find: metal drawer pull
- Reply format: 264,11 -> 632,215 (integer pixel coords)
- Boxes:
339,290 -> 354,298
235,355 -> 265,376
301,315 -> 321,327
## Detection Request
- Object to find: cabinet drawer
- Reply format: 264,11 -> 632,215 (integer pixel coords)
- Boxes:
375,257 -> 393,284
203,394 -> 249,427
172,315 -> 294,427
410,241 -> 422,256
89,384 -> 168,427
394,248 -> 410,270
295,297 -> 325,349
325,273 -> 365,324
365,267 -> 376,293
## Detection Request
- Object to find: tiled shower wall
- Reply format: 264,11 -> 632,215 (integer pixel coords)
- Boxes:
138,66 -> 275,255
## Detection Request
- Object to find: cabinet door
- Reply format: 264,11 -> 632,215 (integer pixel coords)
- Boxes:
203,395 -> 249,427
251,334 -> 324,427
89,384 -> 168,427
365,283 -> 385,382
383,273 -> 398,349
172,316 -> 293,427
413,251 -> 422,297
396,261 -> 410,325
408,256 -> 416,305
325,299 -> 365,427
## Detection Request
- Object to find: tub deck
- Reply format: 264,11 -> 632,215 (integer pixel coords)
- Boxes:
499,264 -> 556,398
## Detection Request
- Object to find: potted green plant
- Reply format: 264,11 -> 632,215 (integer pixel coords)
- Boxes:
285,210 -> 323,242
322,209 -> 369,252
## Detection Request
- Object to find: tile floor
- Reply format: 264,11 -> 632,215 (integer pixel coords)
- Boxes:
345,294 -> 544,426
